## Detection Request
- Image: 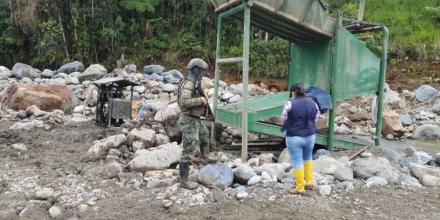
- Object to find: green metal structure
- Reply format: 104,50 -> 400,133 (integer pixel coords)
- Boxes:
210,0 -> 389,160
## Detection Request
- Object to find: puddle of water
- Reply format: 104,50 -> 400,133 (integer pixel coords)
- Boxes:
381,138 -> 440,154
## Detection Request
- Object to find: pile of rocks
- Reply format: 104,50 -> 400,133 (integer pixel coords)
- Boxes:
333,84 -> 440,141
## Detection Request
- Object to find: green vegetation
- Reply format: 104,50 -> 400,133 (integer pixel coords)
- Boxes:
0,0 -> 439,78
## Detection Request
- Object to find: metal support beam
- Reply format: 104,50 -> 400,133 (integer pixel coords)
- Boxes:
241,5 -> 251,161
358,0 -> 366,21
212,15 -> 223,150
375,25 -> 389,146
217,57 -> 243,64
328,12 -> 343,152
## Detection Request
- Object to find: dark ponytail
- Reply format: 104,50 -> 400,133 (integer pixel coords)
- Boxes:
289,83 -> 306,97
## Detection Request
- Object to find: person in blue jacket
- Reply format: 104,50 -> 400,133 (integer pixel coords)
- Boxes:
281,83 -> 319,194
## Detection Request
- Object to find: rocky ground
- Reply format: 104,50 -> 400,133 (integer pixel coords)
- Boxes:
0,61 -> 440,219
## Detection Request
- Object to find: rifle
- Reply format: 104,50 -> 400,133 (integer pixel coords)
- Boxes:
195,80 -> 214,121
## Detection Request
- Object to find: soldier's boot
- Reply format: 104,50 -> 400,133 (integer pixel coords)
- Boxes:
179,162 -> 199,190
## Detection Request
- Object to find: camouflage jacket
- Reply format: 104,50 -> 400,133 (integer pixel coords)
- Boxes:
178,75 -> 204,117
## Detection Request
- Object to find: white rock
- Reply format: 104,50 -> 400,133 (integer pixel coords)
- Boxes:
247,175 -> 262,185
36,187 -> 54,200
86,134 -> 127,161
49,206 -> 63,218
128,128 -> 156,148
128,142 -> 182,172
314,155 -> 343,175
12,143 -> 28,152
366,176 -> 388,187
318,185 -> 332,196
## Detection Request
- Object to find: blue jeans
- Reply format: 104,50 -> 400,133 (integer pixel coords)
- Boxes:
285,135 -> 316,170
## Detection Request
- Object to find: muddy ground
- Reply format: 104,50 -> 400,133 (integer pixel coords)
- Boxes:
1,120 -> 440,220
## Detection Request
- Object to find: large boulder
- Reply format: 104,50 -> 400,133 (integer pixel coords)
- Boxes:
198,163 -> 234,189
254,163 -> 288,181
413,124 -> 440,140
11,63 -> 40,79
128,142 -> 182,172
401,150 -> 434,167
86,134 -> 127,161
78,64 -> 107,82
234,164 -> 257,184
40,69 -> 55,78
127,128 -> 156,148
415,85 -> 438,103
382,111 -> 407,136
143,65 -> 165,75
154,106 -> 180,124
0,84 -> 76,113
124,64 -> 137,74
384,89 -> 406,110
334,166 -> 354,182
351,157 -> 394,180
314,155 -> 343,175
409,163 -> 440,187
0,66 -> 12,78
163,70 -> 184,84
56,61 -> 84,74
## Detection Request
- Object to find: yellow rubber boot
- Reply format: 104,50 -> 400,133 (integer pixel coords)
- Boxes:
289,169 -> 305,194
304,161 -> 314,190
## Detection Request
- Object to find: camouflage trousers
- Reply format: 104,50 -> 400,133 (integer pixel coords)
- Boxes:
179,114 -> 209,163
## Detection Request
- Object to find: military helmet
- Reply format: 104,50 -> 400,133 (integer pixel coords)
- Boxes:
187,58 -> 208,70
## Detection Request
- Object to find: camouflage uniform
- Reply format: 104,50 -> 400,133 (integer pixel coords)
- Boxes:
178,73 -> 209,163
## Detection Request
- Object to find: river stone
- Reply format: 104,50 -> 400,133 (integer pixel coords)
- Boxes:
384,88 -> 406,110
432,97 -> 440,113
128,128 -> 156,148
0,66 -> 12,78
318,185 -> 332,196
247,175 -> 262,185
314,155 -> 342,175
20,77 -> 33,84
128,142 -> 182,172
413,124 -> 440,140
254,163 -> 287,181
78,64 -> 107,82
53,73 -> 68,79
409,163 -> 440,187
228,95 -> 241,103
124,64 -> 137,74
401,150 -> 433,168
12,143 -> 28,152
11,63 -> 40,79
48,206 -> 63,219
382,111 -> 407,136
41,69 -> 55,78
400,114 -> 413,126
278,149 -> 292,164
351,157 -> 390,179
234,164 -> 256,184
35,188 -> 54,200
415,85 -> 438,103
259,153 -> 274,164
161,83 -> 176,93
383,148 -> 403,163
400,174 -> 422,187
334,166 -> 354,182
56,61 -> 85,74
314,149 -> 332,159
86,134 -> 127,161
198,163 -> 234,189
366,176 -> 388,187
143,65 -> 165,75
102,161 -> 123,179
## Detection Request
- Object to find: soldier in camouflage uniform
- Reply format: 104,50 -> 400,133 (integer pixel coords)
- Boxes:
177,58 -> 210,189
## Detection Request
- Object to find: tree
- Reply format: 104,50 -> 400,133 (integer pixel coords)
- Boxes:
120,0 -> 159,13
